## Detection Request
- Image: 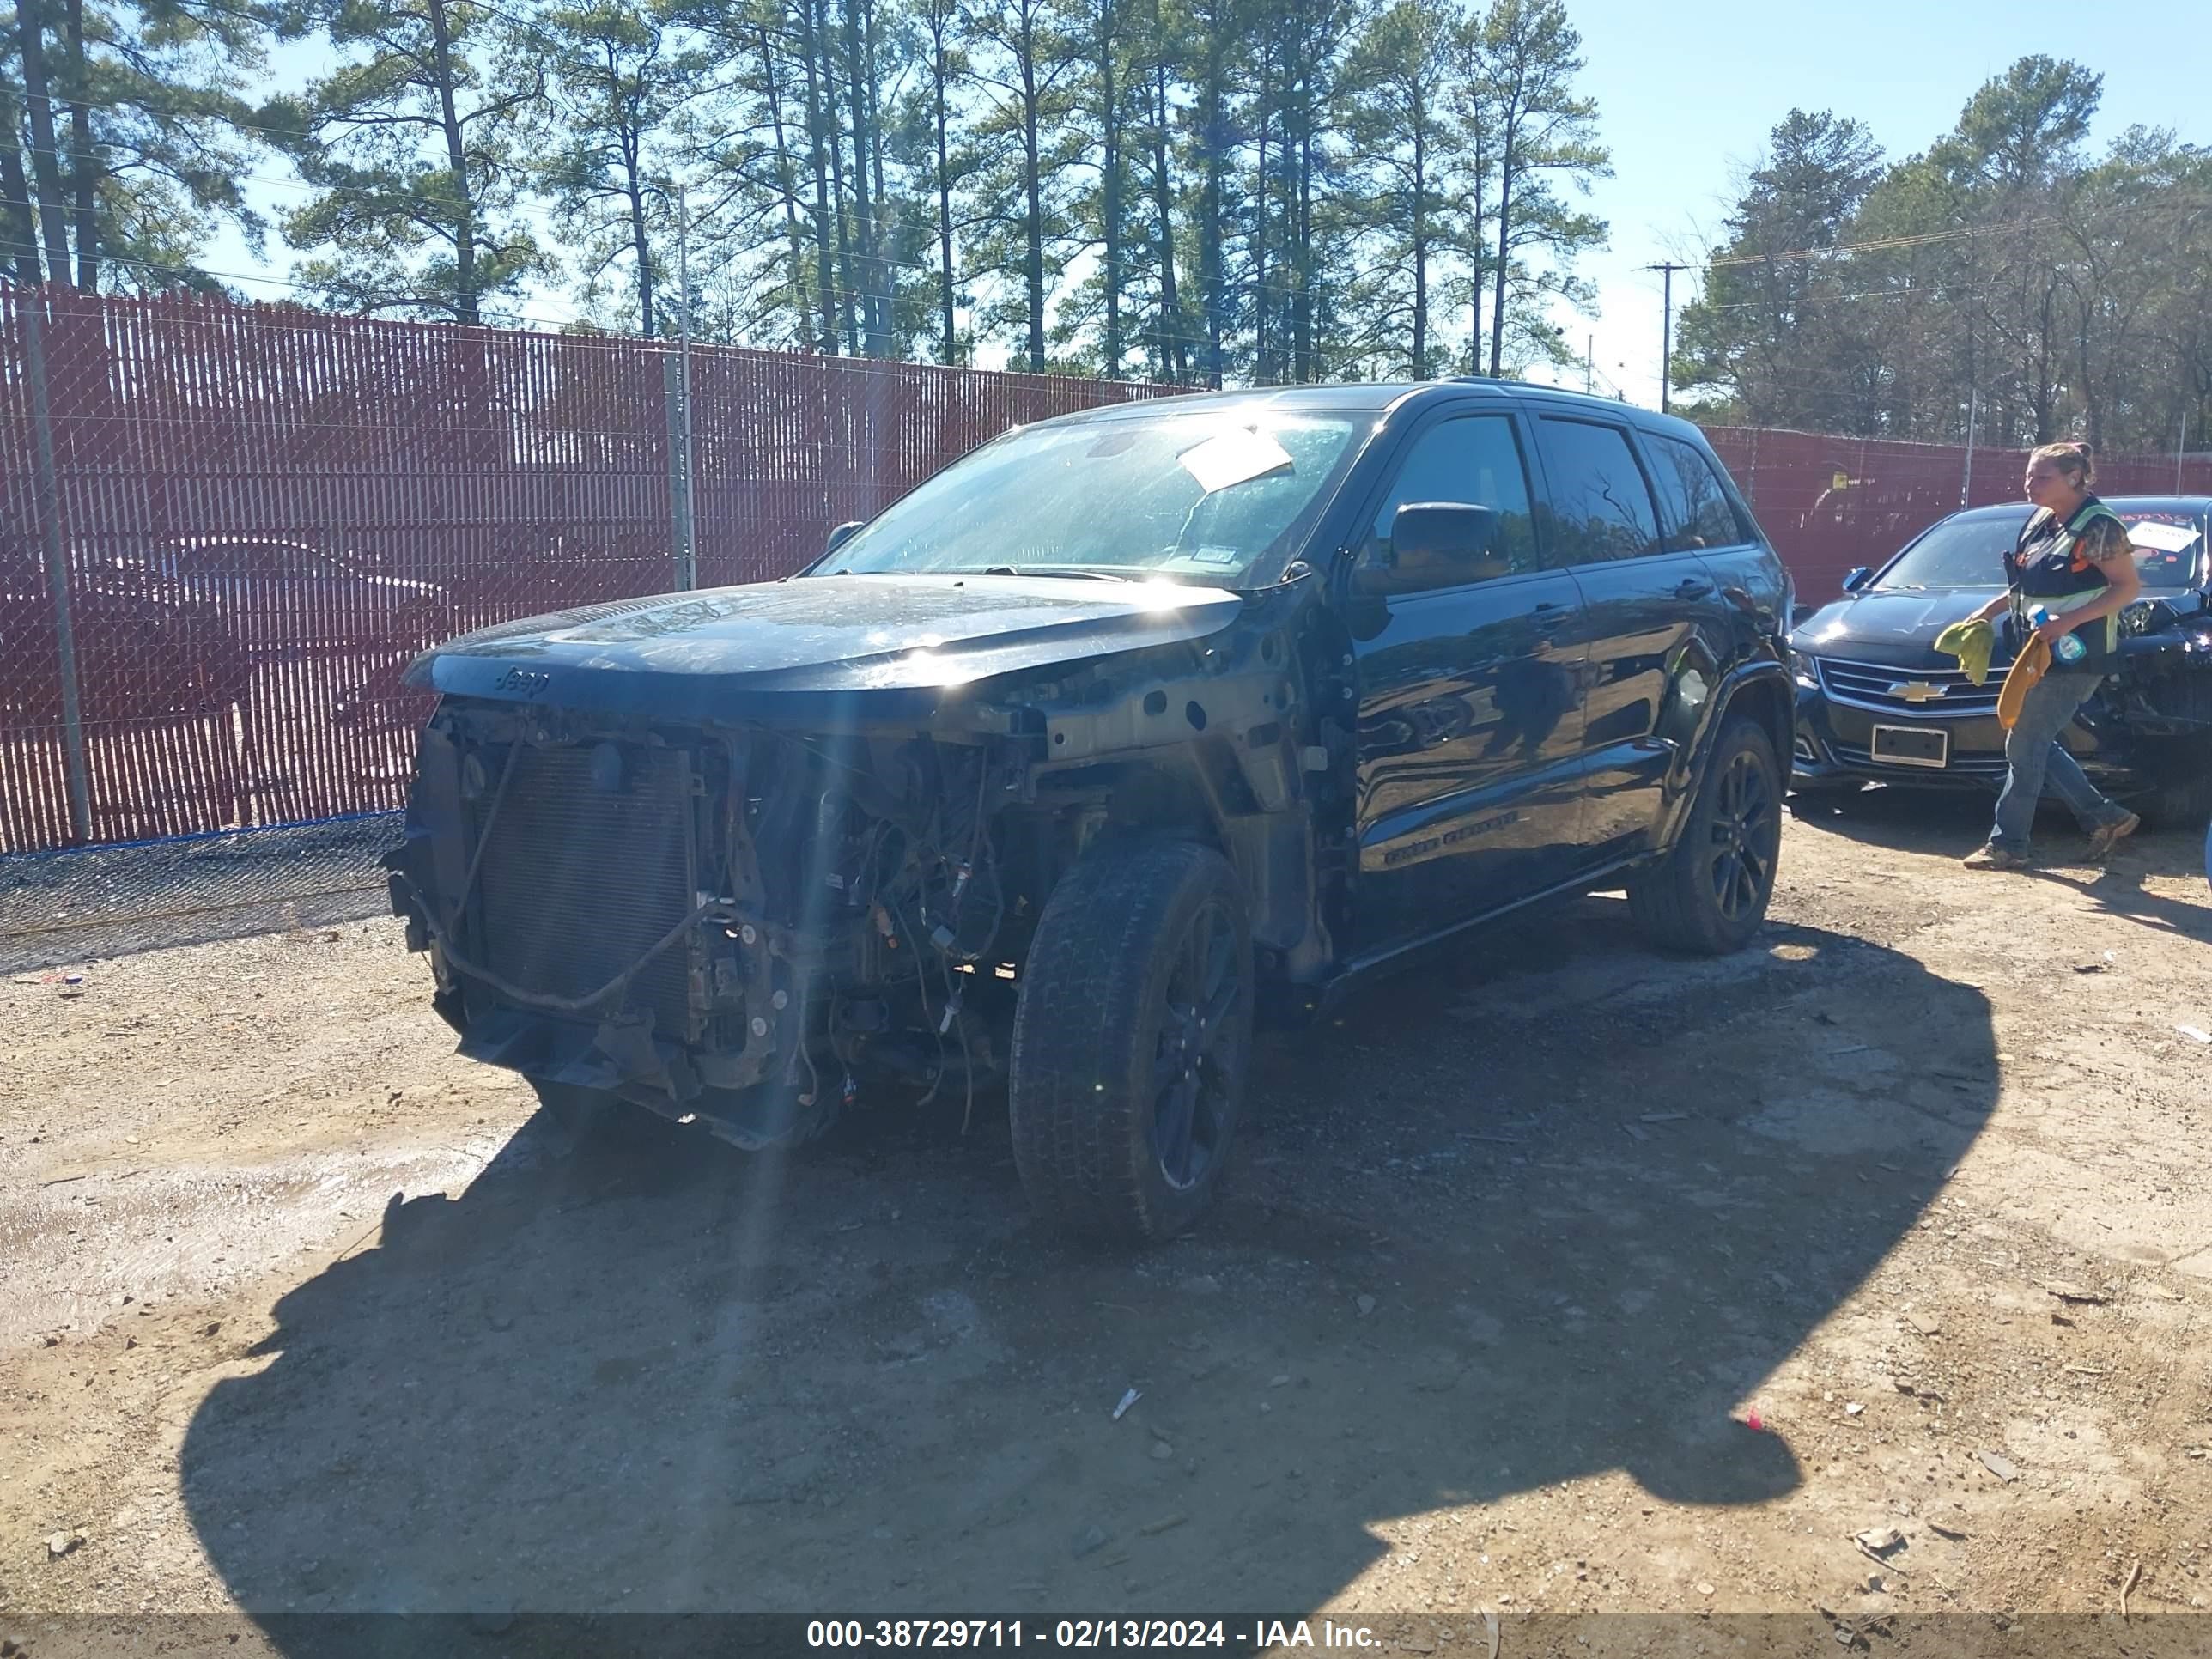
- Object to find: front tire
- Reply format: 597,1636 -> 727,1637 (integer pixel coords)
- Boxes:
1009,841 -> 1255,1244
1629,714 -> 1784,955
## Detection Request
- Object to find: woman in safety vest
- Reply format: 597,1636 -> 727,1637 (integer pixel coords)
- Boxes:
1960,441 -> 2142,870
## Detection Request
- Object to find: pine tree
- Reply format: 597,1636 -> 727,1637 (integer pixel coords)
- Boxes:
898,0 -> 980,362
1338,0 -> 1465,379
1474,0 -> 1606,378
1674,110 -> 1886,430
1054,0 -> 1134,375
1672,58 -> 2212,450
533,0 -> 707,336
267,0 -> 548,324
2,0 -> 268,291
965,0 -> 1079,370
685,0 -> 824,348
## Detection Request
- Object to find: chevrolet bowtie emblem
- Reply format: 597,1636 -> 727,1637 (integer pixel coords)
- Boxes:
1890,680 -> 1947,702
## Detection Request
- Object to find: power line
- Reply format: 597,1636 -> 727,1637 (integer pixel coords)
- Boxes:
82,208 -> 1385,329
1687,276 -> 2013,313
62,240 -> 2090,417
1701,218 -> 2060,271
53,104 -> 2126,398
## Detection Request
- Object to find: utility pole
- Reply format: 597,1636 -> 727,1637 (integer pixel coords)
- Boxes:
1642,262 -> 1690,415
1584,334 -> 1593,396
675,183 -> 696,592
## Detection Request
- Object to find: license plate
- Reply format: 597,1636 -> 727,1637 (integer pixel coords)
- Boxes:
1871,725 -> 1949,769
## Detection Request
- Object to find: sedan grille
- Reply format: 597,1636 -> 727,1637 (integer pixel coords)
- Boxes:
1813,655 -> 2013,718
470,743 -> 696,1040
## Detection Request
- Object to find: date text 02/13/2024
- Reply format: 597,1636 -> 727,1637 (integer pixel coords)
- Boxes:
804,1620 -> 1385,1650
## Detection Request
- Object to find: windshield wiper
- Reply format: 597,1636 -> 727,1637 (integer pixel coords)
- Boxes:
966,565 -> 1133,582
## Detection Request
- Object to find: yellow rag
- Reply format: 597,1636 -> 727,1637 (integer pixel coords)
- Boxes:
1933,617 -> 1996,686
1995,635 -> 2052,732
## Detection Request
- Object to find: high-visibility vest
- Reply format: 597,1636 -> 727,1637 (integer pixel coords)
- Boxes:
2006,496 -> 2126,662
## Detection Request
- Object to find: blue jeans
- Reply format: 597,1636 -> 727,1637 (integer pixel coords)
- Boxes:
1990,672 -> 2129,854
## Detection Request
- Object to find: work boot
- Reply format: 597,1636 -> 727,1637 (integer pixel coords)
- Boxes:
2086,811 -> 2140,862
1962,843 -> 2031,872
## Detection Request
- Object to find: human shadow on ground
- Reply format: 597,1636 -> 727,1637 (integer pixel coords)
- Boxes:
1789,785 -> 2210,943
180,902 -> 1996,1643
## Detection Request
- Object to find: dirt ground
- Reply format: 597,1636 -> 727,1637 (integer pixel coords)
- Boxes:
4,790 -> 2212,1651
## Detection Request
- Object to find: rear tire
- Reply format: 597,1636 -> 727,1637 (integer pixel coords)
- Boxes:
1629,714 -> 1784,955
1009,840 -> 1255,1244
2139,762 -> 2212,834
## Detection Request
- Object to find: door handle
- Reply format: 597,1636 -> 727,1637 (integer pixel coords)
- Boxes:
1675,578 -> 1713,599
1530,599 -> 1570,614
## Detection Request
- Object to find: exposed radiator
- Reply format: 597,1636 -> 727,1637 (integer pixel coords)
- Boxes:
470,742 -> 697,1040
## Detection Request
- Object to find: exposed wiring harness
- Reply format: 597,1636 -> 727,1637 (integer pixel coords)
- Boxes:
401,870 -> 712,1017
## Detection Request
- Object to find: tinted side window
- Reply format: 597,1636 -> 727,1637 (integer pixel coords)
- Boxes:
1363,415 -> 1540,587
1647,433 -> 1748,550
1534,418 -> 1662,563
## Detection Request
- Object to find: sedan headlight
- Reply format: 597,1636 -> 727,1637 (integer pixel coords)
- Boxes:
1790,647 -> 1821,690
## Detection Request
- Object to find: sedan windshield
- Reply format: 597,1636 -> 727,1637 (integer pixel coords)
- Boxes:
1875,516 -> 2025,589
1878,508 -> 2203,591
818,411 -> 1367,585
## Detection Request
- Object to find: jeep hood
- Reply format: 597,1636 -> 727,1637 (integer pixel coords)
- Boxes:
407,572 -> 1247,723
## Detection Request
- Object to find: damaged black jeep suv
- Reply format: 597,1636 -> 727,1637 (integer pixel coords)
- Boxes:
386,381 -> 1794,1241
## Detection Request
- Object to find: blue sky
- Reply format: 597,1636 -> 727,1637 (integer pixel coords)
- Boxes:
216,1 -> 2212,398
1532,0 -> 2212,404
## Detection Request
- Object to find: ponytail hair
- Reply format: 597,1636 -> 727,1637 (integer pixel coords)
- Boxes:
2030,441 -> 2096,489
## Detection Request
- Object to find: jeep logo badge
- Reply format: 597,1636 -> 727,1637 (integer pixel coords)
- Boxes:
493,666 -> 552,700
1889,680 -> 1946,702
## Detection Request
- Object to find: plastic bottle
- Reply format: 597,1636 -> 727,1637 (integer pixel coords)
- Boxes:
2029,604 -> 2087,662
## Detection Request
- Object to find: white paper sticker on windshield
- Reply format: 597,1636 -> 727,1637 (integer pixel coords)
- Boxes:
2124,520 -> 2200,553
1179,428 -> 1293,495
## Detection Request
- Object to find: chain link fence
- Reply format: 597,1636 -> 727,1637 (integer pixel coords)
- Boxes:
0,293 -> 1165,964
0,811 -> 397,974
1705,424 -> 2212,599
0,290 -> 1161,856
5,290 -> 2209,964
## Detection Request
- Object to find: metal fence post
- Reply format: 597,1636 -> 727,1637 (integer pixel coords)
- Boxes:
1856,436 -> 1871,571
22,290 -> 91,842
665,353 -> 690,592
1960,390 -> 1978,507
673,184 -> 696,592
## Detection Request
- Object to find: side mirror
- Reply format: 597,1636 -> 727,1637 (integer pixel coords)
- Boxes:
1356,502 -> 1501,595
825,520 -> 865,556
1842,566 -> 1873,593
